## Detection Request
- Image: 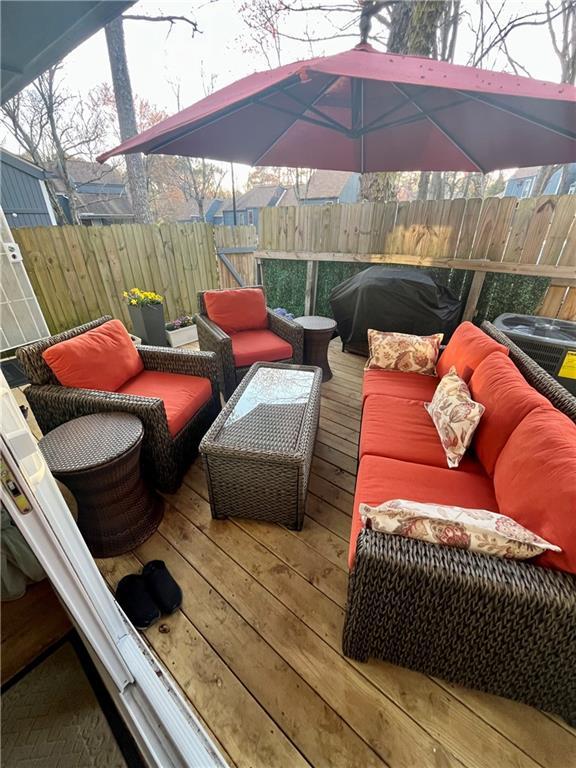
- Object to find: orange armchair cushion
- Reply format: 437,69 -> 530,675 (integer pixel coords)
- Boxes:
469,353 -> 552,475
204,288 -> 268,335
436,322 -> 509,379
42,319 -> 143,391
349,455 -> 498,569
118,370 -> 213,437
231,329 -> 293,368
493,407 -> 576,574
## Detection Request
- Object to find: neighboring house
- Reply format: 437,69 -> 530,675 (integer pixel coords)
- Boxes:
503,164 -> 576,198
49,159 -> 134,225
0,148 -> 57,227
222,184 -> 285,226
278,170 -> 361,206
178,198 -> 225,225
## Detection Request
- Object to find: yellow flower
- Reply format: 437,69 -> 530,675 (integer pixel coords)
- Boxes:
130,299 -> 137,305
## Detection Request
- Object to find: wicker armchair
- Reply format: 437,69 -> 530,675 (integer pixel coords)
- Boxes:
16,317 -> 221,493
195,286 -> 304,400
343,322 -> 576,724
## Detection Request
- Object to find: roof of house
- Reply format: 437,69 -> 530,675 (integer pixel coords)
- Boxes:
509,166 -> 541,181
74,194 -> 133,219
48,158 -> 133,220
277,170 -> 357,205
48,159 -> 125,187
222,184 -> 284,211
0,148 -> 46,179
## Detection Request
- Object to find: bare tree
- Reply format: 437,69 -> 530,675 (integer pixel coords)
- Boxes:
2,66 -> 108,224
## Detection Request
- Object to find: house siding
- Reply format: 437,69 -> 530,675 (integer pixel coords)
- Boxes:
1,159 -> 55,227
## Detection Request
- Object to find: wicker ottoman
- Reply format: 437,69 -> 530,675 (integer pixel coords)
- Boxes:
39,413 -> 163,557
200,362 -> 322,530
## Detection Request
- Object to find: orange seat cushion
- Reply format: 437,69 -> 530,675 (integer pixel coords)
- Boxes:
349,455 -> 498,569
362,369 -> 438,402
469,353 -> 553,475
360,394 -> 483,473
231,329 -> 293,368
117,370 -> 213,437
494,407 -> 576,574
436,322 -> 509,379
42,319 -> 143,391
204,288 -> 268,335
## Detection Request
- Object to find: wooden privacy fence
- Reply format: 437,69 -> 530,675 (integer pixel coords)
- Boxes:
257,195 -> 576,320
13,222 -> 220,334
214,225 -> 258,288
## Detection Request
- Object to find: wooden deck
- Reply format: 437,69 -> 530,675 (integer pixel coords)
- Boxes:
14,343 -> 575,767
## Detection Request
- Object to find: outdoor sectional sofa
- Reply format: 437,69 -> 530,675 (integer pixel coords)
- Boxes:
343,321 -> 576,723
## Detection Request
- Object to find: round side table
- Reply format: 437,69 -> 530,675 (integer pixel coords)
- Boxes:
294,316 -> 337,382
39,413 -> 163,558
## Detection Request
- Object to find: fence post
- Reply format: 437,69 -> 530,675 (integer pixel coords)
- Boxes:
304,260 -> 318,315
462,271 -> 487,322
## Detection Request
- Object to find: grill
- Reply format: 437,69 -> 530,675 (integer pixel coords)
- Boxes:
493,313 -> 576,395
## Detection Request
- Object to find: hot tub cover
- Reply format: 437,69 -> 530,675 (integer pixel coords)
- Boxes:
330,266 -> 462,355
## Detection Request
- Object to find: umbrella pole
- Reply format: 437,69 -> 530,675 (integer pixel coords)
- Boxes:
231,162 -> 237,225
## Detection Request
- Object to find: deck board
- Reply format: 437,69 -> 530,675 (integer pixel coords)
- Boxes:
29,339 -> 572,768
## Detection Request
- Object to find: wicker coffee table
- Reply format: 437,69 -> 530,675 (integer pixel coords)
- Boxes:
200,362 -> 322,530
39,413 -> 163,557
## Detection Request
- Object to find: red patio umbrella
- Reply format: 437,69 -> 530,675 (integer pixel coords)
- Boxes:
98,43 -> 576,173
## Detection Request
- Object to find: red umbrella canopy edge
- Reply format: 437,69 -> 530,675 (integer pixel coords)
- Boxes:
98,43 -> 576,173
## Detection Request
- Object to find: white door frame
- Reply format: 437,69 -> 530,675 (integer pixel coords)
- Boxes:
1,375 -> 227,768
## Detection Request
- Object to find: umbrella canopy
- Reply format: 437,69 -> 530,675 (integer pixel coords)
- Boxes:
98,43 -> 576,173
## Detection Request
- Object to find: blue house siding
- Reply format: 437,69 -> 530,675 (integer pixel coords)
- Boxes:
504,164 -> 576,197
339,173 -> 361,203
222,206 -> 261,226
1,153 -> 55,227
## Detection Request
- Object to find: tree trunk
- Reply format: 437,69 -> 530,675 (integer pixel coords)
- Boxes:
362,1 -> 449,202
105,17 -> 152,223
429,171 -> 444,200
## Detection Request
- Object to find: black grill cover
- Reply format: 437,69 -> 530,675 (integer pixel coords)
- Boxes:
330,266 -> 462,355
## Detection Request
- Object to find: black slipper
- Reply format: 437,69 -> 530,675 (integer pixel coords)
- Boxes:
142,560 -> 182,615
116,574 -> 161,630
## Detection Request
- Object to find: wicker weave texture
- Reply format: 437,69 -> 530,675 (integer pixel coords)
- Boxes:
195,287 -> 304,400
39,413 -> 163,557
201,362 -> 321,530
343,323 -> 576,724
17,317 -> 221,493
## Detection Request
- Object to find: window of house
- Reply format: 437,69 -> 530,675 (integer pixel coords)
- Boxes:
247,209 -> 254,225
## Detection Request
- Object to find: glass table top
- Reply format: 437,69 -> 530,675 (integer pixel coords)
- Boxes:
217,366 -> 316,453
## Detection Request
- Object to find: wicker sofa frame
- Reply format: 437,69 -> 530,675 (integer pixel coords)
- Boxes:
342,320 -> 576,724
16,316 -> 221,493
195,286 -> 304,400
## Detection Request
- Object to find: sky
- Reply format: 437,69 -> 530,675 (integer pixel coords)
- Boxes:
1,0 -> 568,190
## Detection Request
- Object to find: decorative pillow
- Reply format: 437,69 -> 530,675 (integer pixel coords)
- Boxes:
425,367 -> 484,468
365,330 -> 443,376
42,319 -> 143,392
204,288 -> 268,335
360,499 -> 561,561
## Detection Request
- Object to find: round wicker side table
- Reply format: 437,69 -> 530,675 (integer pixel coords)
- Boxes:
39,413 -> 163,558
294,316 -> 337,382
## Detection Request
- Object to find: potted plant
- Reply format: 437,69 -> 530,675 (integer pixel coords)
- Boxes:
165,315 -> 198,347
123,288 -> 167,346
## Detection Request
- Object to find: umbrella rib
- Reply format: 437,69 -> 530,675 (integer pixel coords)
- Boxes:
393,84 -> 486,173
149,77 -> 308,155
252,76 -> 344,166
363,97 -> 470,135
454,90 -> 576,141
279,80 -> 350,134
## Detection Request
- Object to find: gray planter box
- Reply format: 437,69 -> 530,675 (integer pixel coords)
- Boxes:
129,303 -> 167,346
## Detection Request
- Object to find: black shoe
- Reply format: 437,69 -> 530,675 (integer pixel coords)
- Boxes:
142,560 -> 182,615
116,574 -> 161,630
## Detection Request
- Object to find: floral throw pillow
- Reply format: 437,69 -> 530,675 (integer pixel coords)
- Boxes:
360,500 -> 561,560
366,330 -> 443,376
425,367 -> 484,468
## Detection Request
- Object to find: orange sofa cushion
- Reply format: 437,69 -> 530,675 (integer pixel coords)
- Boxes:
362,369 -> 438,402
436,322 -> 509,379
204,288 -> 268,335
349,455 -> 498,569
493,407 -> 576,574
360,394 -> 483,473
42,319 -> 143,392
231,329 -> 293,368
469,353 -> 552,475
118,370 -> 213,437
